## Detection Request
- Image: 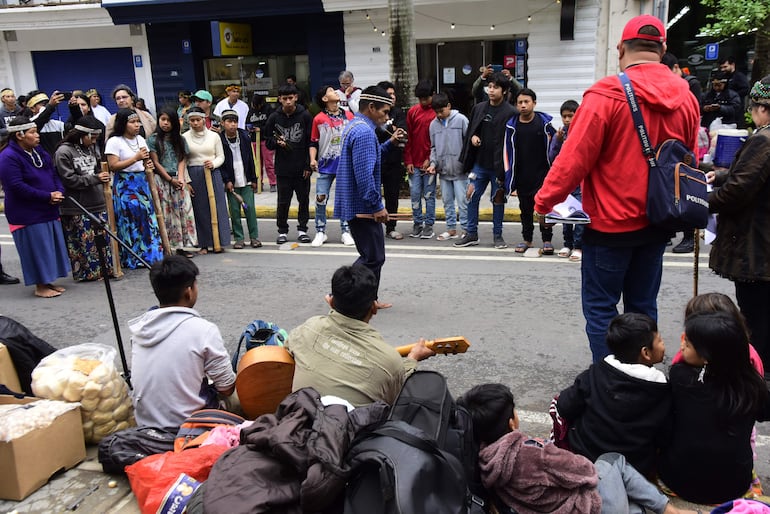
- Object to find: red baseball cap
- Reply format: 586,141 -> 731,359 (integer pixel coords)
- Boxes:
621,15 -> 666,43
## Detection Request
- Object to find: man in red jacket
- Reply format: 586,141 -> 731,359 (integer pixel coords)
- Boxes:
534,15 -> 700,362
404,80 -> 437,239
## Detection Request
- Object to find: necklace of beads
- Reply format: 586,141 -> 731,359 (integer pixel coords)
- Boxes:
25,148 -> 43,168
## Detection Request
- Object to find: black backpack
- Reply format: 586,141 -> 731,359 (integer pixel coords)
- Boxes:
97,426 -> 176,474
344,371 -> 485,514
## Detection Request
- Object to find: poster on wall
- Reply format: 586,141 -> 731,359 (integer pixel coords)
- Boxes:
211,21 -> 252,56
443,67 -> 456,84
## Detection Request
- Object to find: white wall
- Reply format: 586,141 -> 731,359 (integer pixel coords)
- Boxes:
1,5 -> 156,112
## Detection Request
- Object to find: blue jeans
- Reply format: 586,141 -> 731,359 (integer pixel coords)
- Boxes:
466,165 -> 504,236
582,240 -> 666,362
315,173 -> 348,233
440,177 -> 469,231
409,168 -> 436,226
596,453 -> 668,514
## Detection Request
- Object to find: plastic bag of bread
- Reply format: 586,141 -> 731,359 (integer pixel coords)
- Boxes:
31,343 -> 135,443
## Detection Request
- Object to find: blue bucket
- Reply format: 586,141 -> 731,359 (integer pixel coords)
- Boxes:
714,129 -> 748,167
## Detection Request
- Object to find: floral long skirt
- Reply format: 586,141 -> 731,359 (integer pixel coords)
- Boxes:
154,174 -> 197,251
113,171 -> 164,269
61,212 -> 113,281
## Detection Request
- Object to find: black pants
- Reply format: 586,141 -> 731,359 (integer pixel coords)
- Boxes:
382,164 -> 404,233
348,217 -> 386,296
518,193 -> 552,242
276,175 -> 310,234
735,280 -> 770,373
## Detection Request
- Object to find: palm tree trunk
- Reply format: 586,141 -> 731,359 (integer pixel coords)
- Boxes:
388,0 -> 418,108
751,13 -> 770,83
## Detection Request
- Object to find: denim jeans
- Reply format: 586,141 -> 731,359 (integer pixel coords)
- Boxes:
466,164 -> 504,236
595,453 -> 668,514
581,240 -> 665,362
440,177 -> 469,231
409,168 -> 436,226
315,173 -> 349,233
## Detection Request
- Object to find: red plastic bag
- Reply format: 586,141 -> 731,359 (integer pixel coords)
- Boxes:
125,445 -> 229,514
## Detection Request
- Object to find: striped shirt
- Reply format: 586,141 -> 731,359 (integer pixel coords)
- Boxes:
334,113 -> 391,222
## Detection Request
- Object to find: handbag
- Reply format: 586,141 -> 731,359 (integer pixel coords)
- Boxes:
619,72 -> 709,231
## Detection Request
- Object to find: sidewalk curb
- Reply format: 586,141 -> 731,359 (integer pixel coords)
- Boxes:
254,206 -> 522,223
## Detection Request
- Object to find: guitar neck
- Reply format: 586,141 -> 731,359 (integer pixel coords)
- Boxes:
396,336 -> 469,357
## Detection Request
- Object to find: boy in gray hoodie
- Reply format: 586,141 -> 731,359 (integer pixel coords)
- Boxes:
427,93 -> 469,240
128,256 -> 236,430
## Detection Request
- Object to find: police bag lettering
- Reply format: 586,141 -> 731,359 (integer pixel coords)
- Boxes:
620,72 -> 709,231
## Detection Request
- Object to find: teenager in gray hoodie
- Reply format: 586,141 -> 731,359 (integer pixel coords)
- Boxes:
427,93 -> 469,240
128,256 -> 236,430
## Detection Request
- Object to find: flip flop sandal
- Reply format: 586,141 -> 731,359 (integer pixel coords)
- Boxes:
233,242 -> 245,249
541,242 -> 555,256
387,230 -> 404,240
557,247 -> 571,258
436,231 -> 457,241
569,249 -> 583,262
250,240 -> 263,248
515,242 -> 531,254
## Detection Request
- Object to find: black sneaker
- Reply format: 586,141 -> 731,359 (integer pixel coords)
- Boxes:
672,237 -> 694,253
297,232 -> 311,244
420,225 -> 434,239
410,224 -> 422,238
454,233 -> 479,247
277,233 -> 288,244
493,235 -> 508,249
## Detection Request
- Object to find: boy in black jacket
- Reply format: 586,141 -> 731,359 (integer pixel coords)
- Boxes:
556,312 -> 671,478
220,109 -> 260,249
264,85 -> 313,244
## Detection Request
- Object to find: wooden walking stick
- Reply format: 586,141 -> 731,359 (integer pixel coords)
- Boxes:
203,166 -> 222,252
144,165 -> 172,256
693,228 -> 700,297
101,162 -> 123,278
253,129 -> 262,194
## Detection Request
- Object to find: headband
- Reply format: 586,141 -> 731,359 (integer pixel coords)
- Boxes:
0,88 -> 13,97
27,93 -> 48,107
74,124 -> 99,134
750,81 -> 770,106
127,112 -> 139,121
186,111 -> 206,119
359,93 -> 393,106
7,122 -> 36,133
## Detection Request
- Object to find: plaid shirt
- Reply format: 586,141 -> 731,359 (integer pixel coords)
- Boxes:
334,113 -> 391,222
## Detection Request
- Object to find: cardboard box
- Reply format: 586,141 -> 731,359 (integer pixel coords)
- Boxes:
0,396 -> 86,500
0,343 -> 22,393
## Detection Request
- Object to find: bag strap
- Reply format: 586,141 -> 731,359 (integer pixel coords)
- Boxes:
372,424 -> 448,461
619,72 -> 658,170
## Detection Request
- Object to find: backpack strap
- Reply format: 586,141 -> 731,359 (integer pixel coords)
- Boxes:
619,72 -> 658,170
372,424 -> 448,461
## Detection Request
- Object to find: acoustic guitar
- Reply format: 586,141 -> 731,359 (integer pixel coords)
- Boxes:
396,336 -> 470,357
235,345 -> 295,420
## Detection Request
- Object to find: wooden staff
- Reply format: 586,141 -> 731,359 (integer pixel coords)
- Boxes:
203,166 -> 222,252
253,129 -> 262,194
693,228 -> 700,297
101,162 -> 123,278
144,165 -> 171,256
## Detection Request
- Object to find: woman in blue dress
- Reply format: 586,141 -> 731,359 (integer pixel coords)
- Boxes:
104,109 -> 163,268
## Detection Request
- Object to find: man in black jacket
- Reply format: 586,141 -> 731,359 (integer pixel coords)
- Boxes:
264,85 -> 313,244
376,81 -> 408,240
702,71 -> 743,128
220,109 -> 261,249
455,72 -> 516,247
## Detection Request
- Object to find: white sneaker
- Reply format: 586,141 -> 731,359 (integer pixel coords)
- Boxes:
341,232 -> 355,246
311,232 -> 328,247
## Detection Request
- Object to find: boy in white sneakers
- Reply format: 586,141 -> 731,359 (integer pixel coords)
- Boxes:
427,93 -> 469,240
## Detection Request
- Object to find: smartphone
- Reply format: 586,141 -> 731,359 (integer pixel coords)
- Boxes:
491,64 -> 503,73
61,91 -> 73,101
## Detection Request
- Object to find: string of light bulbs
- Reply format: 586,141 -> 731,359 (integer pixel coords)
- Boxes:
416,0 -> 560,30
363,11 -> 387,37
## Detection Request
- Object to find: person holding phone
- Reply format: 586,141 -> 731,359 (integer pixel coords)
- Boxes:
23,90 -> 65,155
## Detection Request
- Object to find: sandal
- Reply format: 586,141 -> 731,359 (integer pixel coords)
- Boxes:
250,239 -> 263,248
437,230 -> 458,241
176,249 -> 195,258
386,230 -> 404,240
569,249 -> 583,262
233,241 -> 245,249
541,242 -> 555,256
198,248 -> 209,255
557,247 -> 571,258
46,284 -> 66,293
514,242 -> 532,254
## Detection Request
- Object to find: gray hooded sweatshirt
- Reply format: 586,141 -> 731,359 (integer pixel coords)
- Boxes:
128,306 -> 235,430
429,109 -> 469,180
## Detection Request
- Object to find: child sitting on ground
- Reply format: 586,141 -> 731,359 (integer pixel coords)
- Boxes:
556,312 -> 671,478
658,311 -> 770,505
458,383 -> 694,514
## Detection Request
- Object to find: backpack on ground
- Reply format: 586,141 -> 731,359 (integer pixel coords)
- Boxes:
98,426 -> 176,474
344,370 -> 485,514
231,319 -> 288,371
174,409 -> 245,452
